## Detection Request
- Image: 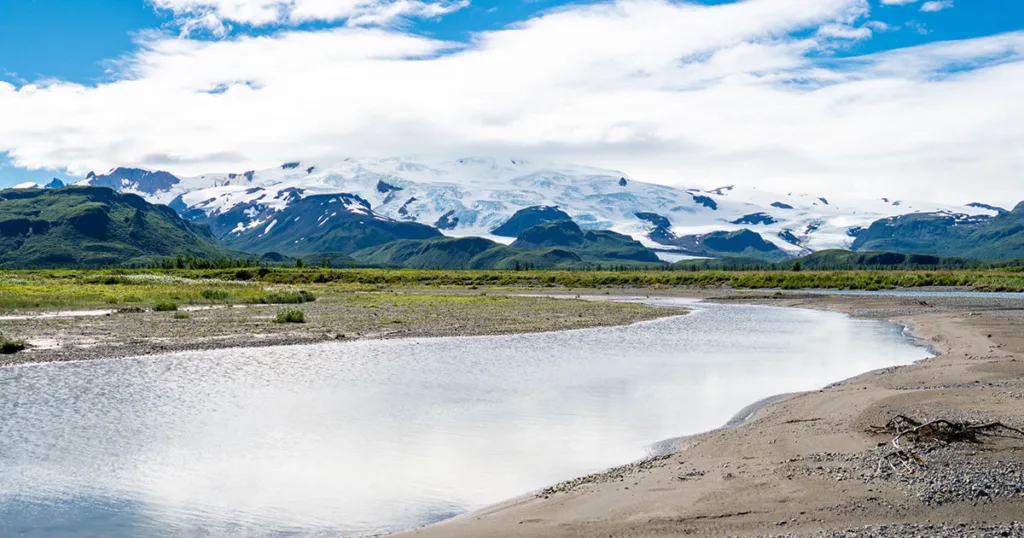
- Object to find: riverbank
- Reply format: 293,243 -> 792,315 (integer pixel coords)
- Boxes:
399,291 -> 1024,537
0,291 -> 674,366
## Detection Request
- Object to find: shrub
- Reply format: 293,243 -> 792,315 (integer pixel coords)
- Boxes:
172,311 -> 190,319
251,290 -> 316,304
153,302 -> 178,312
200,289 -> 229,301
116,306 -> 145,314
274,308 -> 306,324
235,269 -> 255,281
0,336 -> 26,354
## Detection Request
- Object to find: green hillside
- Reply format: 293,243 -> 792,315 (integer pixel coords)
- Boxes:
352,236 -> 584,269
0,186 -> 227,268
852,203 -> 1024,260
665,229 -> 791,262
511,220 -> 661,263
491,206 -> 572,237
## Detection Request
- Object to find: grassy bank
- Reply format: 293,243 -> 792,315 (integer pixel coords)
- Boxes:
0,271 -> 317,310
4,267 -> 1024,310
0,290 -> 675,365
245,268 -> 1024,291
1,267 -> 1023,312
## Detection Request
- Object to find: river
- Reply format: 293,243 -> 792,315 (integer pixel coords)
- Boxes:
0,298 -> 931,536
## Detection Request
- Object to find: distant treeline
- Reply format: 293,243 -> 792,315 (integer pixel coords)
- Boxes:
7,249 -> 1024,275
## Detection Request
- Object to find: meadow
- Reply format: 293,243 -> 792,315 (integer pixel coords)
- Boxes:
2,266 -> 1023,311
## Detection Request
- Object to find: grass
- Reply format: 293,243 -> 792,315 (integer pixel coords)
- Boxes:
0,270 -> 319,310
153,302 -> 179,312
1,267 -> 1022,313
200,289 -> 230,300
244,267 -> 1024,291
274,308 -> 306,323
247,290 -> 316,304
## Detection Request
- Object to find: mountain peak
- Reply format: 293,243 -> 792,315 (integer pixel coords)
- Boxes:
84,167 -> 181,195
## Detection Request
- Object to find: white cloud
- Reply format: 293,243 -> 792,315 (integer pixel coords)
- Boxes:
879,0 -> 918,5
920,0 -> 953,12
149,0 -> 468,31
864,20 -> 894,32
817,23 -> 872,40
1,0 -> 1023,205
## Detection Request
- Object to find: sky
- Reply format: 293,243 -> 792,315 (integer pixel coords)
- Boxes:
0,0 -> 1022,204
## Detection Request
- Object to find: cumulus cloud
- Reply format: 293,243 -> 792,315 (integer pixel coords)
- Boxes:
920,0 -> 953,13
0,0 -> 1022,205
879,0 -> 918,5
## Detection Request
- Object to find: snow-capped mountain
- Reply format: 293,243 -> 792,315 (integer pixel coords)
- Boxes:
13,178 -> 66,190
67,157 -> 999,260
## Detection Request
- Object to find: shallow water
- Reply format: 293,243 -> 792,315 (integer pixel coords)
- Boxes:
0,299 -> 931,537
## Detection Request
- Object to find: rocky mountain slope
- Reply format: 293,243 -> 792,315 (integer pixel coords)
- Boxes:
221,192 -> 442,256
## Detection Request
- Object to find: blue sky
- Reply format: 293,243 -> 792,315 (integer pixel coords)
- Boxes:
1,0 -> 1023,202
3,0 -> 1019,86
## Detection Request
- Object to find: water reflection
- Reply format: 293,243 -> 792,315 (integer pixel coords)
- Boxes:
0,300 -> 931,536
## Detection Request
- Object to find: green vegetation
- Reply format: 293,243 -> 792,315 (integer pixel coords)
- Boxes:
491,206 -> 572,237
200,289 -> 230,300
0,271 -> 320,310
354,236 -> 593,270
223,194 -> 441,255
0,186 -> 228,268
153,302 -> 179,312
673,250 -> 1024,271
241,267 -> 1024,292
0,334 -> 26,354
1,261 -> 1023,315
353,228 -> 664,270
248,290 -> 317,304
852,202 -> 1024,260
667,229 -> 791,262
172,311 -> 190,319
510,220 -> 661,264
275,308 -> 306,323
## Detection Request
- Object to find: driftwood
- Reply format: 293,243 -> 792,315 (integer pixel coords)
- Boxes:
868,415 -> 1024,476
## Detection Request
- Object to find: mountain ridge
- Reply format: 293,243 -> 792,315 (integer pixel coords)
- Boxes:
58,158 -> 1002,262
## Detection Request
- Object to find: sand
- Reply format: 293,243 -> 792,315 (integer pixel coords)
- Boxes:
398,291 -> 1024,537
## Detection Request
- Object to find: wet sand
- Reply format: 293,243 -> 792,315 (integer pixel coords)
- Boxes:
399,291 -> 1024,537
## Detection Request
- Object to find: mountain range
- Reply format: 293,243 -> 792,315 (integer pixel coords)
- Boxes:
6,157 -> 1023,267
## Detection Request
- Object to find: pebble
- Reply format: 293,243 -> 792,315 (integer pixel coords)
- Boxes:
752,521 -> 1024,537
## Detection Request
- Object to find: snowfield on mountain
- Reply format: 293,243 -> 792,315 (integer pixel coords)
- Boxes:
69,158 -> 999,260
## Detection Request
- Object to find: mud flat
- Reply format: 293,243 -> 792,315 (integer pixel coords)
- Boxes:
0,292 -> 673,366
